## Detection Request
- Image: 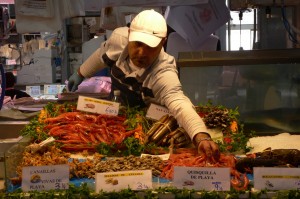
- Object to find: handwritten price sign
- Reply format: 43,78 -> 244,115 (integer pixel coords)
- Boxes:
22,165 -> 69,192
254,167 -> 300,190
173,166 -> 230,191
95,170 -> 152,193
77,96 -> 119,116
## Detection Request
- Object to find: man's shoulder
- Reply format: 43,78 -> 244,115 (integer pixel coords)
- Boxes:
157,51 -> 176,67
150,52 -> 178,75
112,27 -> 129,38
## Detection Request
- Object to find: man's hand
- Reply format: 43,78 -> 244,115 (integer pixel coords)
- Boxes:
193,132 -> 220,163
68,71 -> 84,92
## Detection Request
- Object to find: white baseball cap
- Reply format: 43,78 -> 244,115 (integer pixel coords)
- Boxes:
129,9 -> 167,47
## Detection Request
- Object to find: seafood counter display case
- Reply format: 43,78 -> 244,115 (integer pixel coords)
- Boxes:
1,99 -> 300,198
1,102 -> 252,195
2,48 -> 300,197
177,48 -> 300,135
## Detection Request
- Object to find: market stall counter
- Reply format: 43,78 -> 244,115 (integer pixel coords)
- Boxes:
1,101 -> 300,198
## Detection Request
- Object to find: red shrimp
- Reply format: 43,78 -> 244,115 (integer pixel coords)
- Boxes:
74,123 -> 91,131
110,131 -> 125,144
76,114 -> 97,123
165,166 -> 175,179
44,123 -> 63,130
111,125 -> 126,134
89,133 -> 98,144
231,173 -> 249,191
44,112 -> 82,123
193,155 -> 206,166
124,128 -> 138,137
160,163 -> 173,179
93,131 -> 110,144
48,128 -> 72,137
231,176 -> 240,187
219,154 -> 237,168
79,132 -> 92,144
96,127 -> 110,141
96,116 -> 107,125
61,134 -> 82,141
90,123 -> 102,128
47,126 -> 62,135
56,140 -> 83,144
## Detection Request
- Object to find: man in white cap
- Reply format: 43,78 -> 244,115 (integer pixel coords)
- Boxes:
68,9 -> 220,161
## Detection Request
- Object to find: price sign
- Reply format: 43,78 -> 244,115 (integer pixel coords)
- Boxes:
26,86 -> 41,96
58,85 -> 66,93
254,167 -> 300,190
146,103 -> 170,120
77,96 -> 119,115
95,170 -> 152,193
22,165 -> 69,192
44,84 -> 59,95
173,166 -> 230,191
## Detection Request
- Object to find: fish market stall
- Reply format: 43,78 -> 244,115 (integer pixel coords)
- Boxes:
1,101 -> 300,198
1,0 -> 300,197
1,102 -> 249,194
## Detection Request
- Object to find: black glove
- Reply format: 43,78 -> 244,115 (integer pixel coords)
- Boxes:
68,72 -> 84,92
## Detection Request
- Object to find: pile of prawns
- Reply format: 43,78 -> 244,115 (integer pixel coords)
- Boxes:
160,148 -> 250,191
43,111 -> 143,151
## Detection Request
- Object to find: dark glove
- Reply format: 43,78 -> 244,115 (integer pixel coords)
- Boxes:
68,72 -> 84,92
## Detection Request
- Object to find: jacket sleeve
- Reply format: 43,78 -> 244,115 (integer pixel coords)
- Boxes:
151,57 -> 208,141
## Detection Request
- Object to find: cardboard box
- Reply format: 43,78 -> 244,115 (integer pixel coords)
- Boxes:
17,49 -> 57,85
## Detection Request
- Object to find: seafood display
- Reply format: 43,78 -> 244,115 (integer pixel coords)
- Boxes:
145,114 -> 191,148
160,148 -> 250,191
6,102 -> 266,193
10,145 -> 71,185
9,144 -> 164,185
43,111 -> 142,151
195,105 -> 238,133
9,142 -> 250,191
236,148 -> 300,173
92,155 -> 164,177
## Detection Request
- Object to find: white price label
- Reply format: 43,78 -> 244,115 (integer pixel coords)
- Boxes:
173,166 -> 230,191
146,103 -> 170,120
254,167 -> 300,190
44,84 -> 59,95
22,165 -> 69,192
77,96 -> 119,115
26,86 -> 41,96
95,170 -> 152,193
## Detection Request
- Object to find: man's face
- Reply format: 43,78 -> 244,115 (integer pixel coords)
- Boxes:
128,37 -> 165,69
